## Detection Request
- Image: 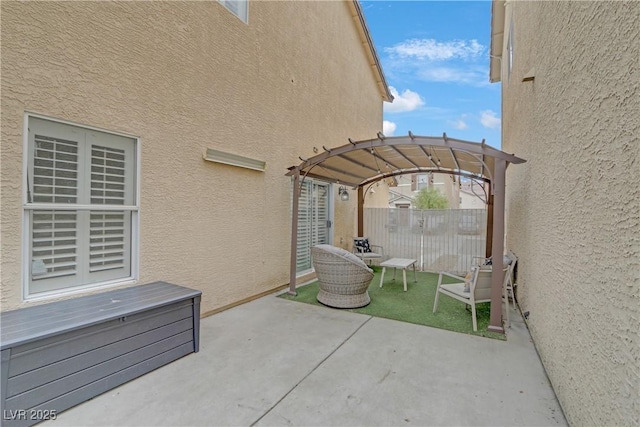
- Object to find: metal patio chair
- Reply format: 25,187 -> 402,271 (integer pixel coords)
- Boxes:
433,264 -> 509,332
352,237 -> 384,265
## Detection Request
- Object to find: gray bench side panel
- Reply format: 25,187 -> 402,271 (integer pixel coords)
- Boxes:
193,295 -> 201,352
6,331 -> 193,411
7,318 -> 193,397
1,349 -> 10,414
8,303 -> 193,375
2,343 -> 193,427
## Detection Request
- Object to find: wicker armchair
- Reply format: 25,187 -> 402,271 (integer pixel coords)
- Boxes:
312,244 -> 374,308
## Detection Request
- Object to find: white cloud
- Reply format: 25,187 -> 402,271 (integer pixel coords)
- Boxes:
385,38 -> 484,61
453,119 -> 468,130
383,120 -> 397,136
382,38 -> 489,86
480,110 -> 501,129
418,67 -> 487,85
384,86 -> 425,113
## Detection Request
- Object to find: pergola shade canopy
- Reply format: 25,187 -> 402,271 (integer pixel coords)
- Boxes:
286,133 -> 526,189
286,132 -> 525,334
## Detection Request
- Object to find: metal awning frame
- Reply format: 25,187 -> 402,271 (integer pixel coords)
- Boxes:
286,133 -> 526,334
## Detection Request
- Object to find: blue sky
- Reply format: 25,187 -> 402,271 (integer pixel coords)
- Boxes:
362,1 -> 502,148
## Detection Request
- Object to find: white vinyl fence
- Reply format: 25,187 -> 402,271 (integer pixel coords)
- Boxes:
363,208 -> 487,275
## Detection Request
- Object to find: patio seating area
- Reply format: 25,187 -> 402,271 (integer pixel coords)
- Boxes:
48,291 -> 566,426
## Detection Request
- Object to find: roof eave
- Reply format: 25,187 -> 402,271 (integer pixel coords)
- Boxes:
349,0 -> 394,102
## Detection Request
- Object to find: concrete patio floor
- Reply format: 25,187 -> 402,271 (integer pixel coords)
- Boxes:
48,292 -> 566,426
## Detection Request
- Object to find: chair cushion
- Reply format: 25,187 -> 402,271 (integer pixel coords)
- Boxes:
354,238 -> 372,253
314,244 -> 369,269
483,256 -> 512,266
357,252 -> 381,259
463,270 -> 473,293
440,283 -> 471,300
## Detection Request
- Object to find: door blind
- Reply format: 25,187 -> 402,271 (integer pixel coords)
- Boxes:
296,182 -> 312,271
295,181 -> 331,273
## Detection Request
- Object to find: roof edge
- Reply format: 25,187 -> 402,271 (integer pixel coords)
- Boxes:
348,0 -> 393,102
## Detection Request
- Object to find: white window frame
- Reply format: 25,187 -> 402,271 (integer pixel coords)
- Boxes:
22,113 -> 141,301
218,0 -> 249,23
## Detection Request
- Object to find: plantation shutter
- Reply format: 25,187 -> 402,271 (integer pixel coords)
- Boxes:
28,120 -> 83,293
295,180 -> 331,273
27,118 -> 135,295
296,181 -> 312,272
85,131 -> 133,284
313,182 -> 329,247
31,134 -> 79,204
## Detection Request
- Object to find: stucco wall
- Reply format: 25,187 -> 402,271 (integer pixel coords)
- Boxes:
501,1 -> 639,425
1,1 -> 384,313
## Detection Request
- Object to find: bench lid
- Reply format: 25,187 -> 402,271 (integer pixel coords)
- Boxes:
1,282 -> 201,350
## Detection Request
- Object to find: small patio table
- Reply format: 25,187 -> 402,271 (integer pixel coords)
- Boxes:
379,258 -> 417,292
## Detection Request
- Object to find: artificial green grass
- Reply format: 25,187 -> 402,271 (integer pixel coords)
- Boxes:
279,269 -> 506,340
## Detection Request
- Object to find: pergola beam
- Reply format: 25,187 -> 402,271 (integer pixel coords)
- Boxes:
358,168 -> 490,188
448,148 -> 461,171
391,145 -> 420,168
418,145 -> 440,169
311,163 -> 368,182
337,152 -> 379,174
370,148 -> 402,171
285,135 -> 524,179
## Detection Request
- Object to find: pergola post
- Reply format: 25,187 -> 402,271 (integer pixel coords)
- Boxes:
486,192 -> 494,258
357,186 -> 364,236
288,170 -> 300,295
488,159 -> 506,333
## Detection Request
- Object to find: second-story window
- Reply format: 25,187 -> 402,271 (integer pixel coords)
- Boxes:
507,18 -> 514,81
219,0 -> 248,23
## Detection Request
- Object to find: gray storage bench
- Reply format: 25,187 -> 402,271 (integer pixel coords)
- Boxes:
1,281 -> 201,426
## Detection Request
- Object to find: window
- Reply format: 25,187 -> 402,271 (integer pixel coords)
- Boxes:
417,174 -> 429,191
507,18 -> 514,80
219,0 -> 248,23
24,115 -> 139,298
414,173 -> 433,191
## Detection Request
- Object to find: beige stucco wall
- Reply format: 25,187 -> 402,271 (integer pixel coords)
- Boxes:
500,1 -> 639,425
1,1 -> 384,313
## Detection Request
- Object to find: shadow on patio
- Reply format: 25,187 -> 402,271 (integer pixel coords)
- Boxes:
48,292 -> 566,426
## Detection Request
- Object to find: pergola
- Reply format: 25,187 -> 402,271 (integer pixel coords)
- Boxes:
286,133 -> 526,333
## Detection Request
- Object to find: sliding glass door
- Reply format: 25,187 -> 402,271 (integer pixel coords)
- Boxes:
296,180 -> 331,273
